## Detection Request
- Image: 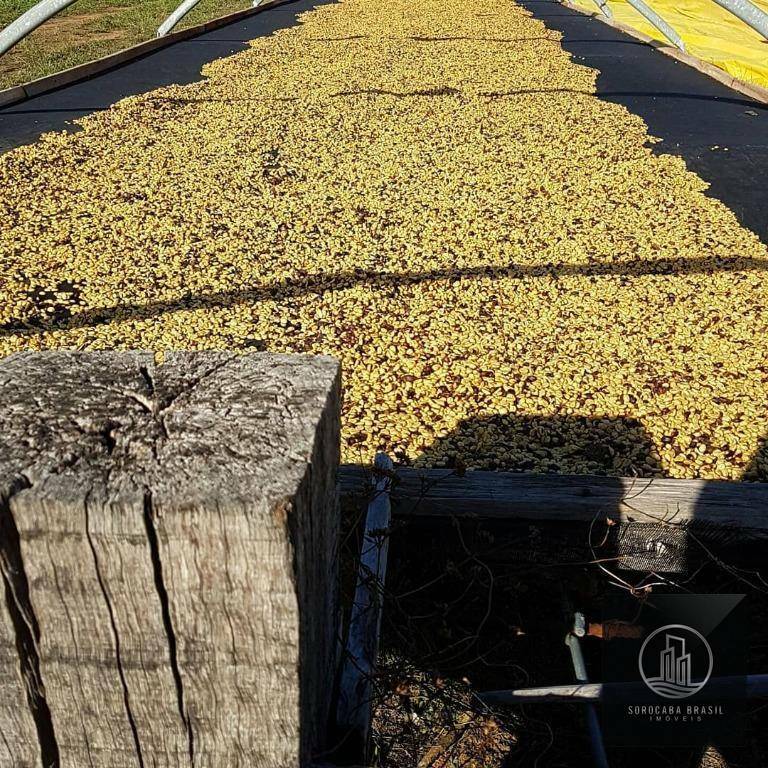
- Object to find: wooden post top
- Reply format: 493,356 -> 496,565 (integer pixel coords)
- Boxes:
0,350 -> 340,508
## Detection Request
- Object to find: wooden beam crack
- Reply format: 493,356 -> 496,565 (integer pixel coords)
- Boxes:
0,474 -> 60,768
154,356 -> 235,417
82,489 -> 145,768
141,489 -> 195,766
43,537 -> 95,768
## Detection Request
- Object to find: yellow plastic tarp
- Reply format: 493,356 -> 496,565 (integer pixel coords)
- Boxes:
570,0 -> 768,89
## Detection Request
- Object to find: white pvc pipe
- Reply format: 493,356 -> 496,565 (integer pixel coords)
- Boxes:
626,0 -> 686,50
157,0 -> 203,37
710,0 -> 768,40
0,0 -> 77,58
591,0 -> 614,19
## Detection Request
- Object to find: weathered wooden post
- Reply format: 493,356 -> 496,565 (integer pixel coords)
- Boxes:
0,350 -> 341,768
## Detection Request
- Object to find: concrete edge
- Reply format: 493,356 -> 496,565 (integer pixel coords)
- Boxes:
0,0 -> 293,108
0,85 -> 26,108
560,0 -> 768,106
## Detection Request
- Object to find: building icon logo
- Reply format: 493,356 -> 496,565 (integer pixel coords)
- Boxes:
639,624 -> 713,699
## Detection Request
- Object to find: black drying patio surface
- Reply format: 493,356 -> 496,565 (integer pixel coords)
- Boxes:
518,0 -> 768,243
2,0 -> 766,243
0,0 -> 334,153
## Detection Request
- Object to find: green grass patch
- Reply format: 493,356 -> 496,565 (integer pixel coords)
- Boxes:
0,0 -> 251,88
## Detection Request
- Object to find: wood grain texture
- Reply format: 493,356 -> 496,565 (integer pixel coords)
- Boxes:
338,466 -> 768,529
0,351 -> 341,767
0,534 -> 40,768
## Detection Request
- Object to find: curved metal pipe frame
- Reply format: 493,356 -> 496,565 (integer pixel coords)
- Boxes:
0,0 -> 766,90
0,0 -> 78,58
157,0 -> 204,37
625,0 -> 686,50
591,0 -> 614,20
709,0 -> 768,40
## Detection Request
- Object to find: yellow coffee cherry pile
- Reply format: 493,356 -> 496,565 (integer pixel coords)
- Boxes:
1,0 -> 767,479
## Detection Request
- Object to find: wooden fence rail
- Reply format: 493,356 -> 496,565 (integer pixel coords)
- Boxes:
338,466 -> 768,529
